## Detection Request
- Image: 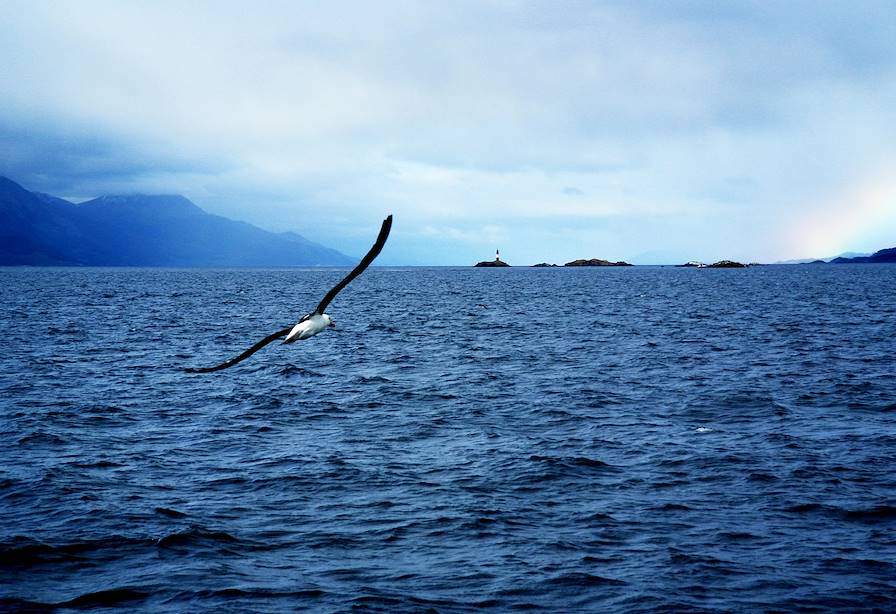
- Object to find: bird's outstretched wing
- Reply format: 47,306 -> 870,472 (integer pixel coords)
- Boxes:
184,214 -> 392,374
314,214 -> 392,315
185,326 -> 293,373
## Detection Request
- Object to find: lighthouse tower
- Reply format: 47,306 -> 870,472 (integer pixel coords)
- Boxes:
496,249 -> 500,262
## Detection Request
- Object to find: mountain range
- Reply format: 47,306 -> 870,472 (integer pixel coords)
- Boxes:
0,176 -> 353,266
825,248 -> 896,264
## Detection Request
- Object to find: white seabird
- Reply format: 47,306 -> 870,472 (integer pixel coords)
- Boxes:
186,214 -> 393,373
283,312 -> 334,343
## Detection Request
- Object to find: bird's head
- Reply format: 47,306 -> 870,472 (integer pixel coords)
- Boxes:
324,314 -> 336,328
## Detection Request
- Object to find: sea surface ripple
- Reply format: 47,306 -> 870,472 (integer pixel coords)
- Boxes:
1,265 -> 895,612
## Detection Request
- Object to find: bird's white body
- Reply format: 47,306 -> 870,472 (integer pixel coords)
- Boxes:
284,313 -> 332,344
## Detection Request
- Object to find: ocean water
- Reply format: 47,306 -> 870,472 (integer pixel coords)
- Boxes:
1,264 -> 894,612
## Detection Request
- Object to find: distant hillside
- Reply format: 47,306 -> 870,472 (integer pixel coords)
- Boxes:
0,176 -> 353,266
828,248 -> 896,264
777,251 -> 872,264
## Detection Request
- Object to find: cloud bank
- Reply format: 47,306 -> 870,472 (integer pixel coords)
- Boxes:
1,1 -> 894,263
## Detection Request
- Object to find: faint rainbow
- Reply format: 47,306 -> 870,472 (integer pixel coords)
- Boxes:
788,170 -> 896,258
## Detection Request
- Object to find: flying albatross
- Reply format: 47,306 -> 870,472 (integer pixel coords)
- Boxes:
186,214 -> 393,373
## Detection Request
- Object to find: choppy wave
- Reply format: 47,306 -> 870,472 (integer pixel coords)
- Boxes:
1,265 -> 895,612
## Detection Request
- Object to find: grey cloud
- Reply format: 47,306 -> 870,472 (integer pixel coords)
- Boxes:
1,2 -> 894,263
0,121 -> 230,198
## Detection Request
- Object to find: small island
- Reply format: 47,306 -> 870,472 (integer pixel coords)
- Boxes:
475,249 -> 510,267
677,260 -> 747,268
531,262 -> 559,267
564,258 -> 633,267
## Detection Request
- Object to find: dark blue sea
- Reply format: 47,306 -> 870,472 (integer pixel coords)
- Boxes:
1,265 -> 895,613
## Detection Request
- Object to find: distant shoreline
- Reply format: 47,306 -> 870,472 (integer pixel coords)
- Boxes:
7,262 -> 896,271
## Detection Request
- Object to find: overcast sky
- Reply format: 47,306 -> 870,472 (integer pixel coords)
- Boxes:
2,1 -> 894,264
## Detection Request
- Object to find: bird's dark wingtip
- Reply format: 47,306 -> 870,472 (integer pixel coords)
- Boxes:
184,366 -> 212,374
